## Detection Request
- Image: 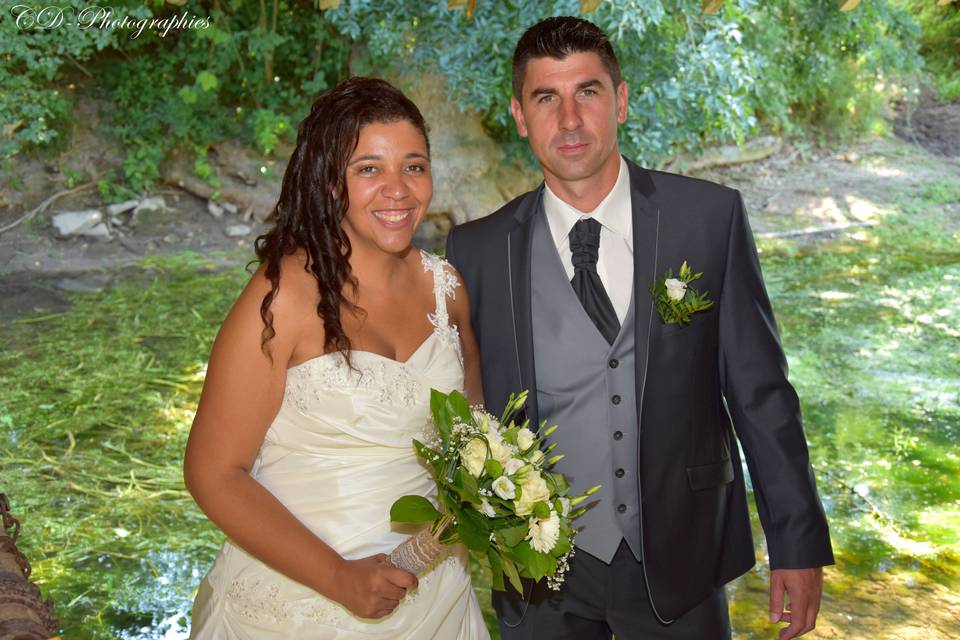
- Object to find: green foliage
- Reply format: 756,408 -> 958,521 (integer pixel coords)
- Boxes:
1,0 -> 930,192
898,0 -> 960,100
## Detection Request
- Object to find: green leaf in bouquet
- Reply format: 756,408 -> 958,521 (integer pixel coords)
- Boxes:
500,390 -> 529,426
495,522 -> 529,547
455,466 -> 480,501
445,390 -> 472,423
500,553 -> 524,594
544,471 -> 570,495
413,439 -> 443,475
501,425 -> 519,445
453,505 -> 490,553
483,458 -> 503,478
513,540 -> 557,581
533,501 -> 551,519
487,550 -> 505,591
431,389 -> 454,444
390,495 -> 442,524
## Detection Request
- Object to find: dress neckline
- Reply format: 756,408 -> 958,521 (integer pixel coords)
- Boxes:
287,250 -> 446,371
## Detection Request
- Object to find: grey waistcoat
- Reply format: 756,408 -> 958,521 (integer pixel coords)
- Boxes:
530,208 -> 642,564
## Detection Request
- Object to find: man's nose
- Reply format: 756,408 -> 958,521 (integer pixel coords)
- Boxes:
559,98 -> 582,131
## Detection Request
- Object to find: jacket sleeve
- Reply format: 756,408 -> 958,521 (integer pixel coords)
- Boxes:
717,190 -> 834,569
445,225 -> 460,272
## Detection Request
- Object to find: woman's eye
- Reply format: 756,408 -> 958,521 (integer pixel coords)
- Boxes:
357,165 -> 377,175
406,163 -> 427,174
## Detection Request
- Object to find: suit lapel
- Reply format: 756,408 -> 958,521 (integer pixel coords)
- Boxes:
507,187 -> 542,427
627,160 -> 660,422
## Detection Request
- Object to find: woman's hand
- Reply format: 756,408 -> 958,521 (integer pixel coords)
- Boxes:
331,554 -> 419,619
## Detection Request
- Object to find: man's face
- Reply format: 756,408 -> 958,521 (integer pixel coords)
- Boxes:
511,51 -> 628,186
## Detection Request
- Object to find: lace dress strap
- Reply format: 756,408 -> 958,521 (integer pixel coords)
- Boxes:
421,250 -> 463,365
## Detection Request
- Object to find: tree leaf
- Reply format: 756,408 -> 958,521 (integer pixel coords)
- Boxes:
390,495 -> 441,524
579,0 -> 603,14
838,0 -> 860,11
703,0 -> 724,14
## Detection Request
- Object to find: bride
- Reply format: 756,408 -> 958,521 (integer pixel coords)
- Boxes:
184,77 -> 489,639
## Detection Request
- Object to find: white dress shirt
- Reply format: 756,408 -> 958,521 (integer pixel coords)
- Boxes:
542,155 -> 634,324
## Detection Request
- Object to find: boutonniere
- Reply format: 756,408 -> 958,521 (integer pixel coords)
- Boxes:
648,261 -> 713,325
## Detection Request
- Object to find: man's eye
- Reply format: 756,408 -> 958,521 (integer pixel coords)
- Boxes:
580,89 -> 597,97
358,165 -> 377,174
538,95 -> 556,104
406,164 -> 427,173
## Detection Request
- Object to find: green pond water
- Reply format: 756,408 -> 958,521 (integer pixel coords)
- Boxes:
0,198 -> 957,638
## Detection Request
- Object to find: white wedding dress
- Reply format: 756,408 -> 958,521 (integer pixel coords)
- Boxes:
190,251 -> 490,640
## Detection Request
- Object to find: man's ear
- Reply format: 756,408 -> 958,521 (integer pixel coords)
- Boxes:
616,81 -> 629,125
510,96 -> 529,138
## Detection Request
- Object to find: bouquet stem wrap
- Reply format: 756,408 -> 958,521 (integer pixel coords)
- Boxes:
387,519 -> 451,575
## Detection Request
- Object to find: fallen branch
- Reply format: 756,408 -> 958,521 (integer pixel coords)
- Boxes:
757,220 -> 875,239
0,178 -> 101,235
662,136 -> 782,173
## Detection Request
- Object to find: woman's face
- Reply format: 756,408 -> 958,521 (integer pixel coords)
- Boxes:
341,119 -> 432,257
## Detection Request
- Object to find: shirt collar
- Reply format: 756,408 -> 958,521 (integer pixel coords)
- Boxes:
542,155 -> 632,249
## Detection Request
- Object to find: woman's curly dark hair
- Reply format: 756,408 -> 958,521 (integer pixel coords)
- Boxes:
253,77 -> 430,362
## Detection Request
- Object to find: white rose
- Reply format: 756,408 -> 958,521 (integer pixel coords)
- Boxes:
664,278 -> 687,302
504,458 -> 525,476
460,437 -> 487,478
492,476 -> 516,500
487,430 -> 514,464
479,498 -> 496,518
530,449 -> 545,465
516,427 -> 536,451
514,470 -> 551,516
526,510 -> 561,553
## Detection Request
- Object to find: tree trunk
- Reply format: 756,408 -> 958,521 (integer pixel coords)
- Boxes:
0,494 -> 58,640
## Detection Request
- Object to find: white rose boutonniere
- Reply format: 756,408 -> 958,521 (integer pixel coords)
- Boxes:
648,260 -> 713,325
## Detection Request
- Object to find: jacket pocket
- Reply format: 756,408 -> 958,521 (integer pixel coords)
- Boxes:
686,457 -> 735,491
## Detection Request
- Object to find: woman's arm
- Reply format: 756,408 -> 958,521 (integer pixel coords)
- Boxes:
183,258 -> 415,618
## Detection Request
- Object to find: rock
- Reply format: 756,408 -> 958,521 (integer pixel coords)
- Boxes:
207,201 -> 224,219
401,73 -> 538,223
221,202 -> 238,215
224,224 -> 251,237
414,211 -> 454,253
55,273 -> 113,293
106,199 -> 139,216
133,196 -> 171,215
162,233 -> 180,244
52,210 -> 111,238
160,141 -> 283,222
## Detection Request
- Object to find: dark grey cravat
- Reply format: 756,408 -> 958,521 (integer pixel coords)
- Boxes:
569,217 -> 620,345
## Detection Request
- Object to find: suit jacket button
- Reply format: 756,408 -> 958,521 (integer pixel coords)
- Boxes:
617,504 -> 627,513
615,468 -> 625,478
611,394 -> 621,405
613,430 -> 623,440
608,358 -> 619,368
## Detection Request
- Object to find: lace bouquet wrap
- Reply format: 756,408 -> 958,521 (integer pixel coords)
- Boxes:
388,390 -> 598,591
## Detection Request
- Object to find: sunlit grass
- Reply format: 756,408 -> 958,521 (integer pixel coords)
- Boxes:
1,176 -> 959,637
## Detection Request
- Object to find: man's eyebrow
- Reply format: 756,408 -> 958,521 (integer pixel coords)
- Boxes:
577,79 -> 604,91
405,152 -> 429,160
529,79 -> 605,99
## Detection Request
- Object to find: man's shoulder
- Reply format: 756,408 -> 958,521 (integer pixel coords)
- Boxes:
634,161 -> 740,203
451,187 -> 541,240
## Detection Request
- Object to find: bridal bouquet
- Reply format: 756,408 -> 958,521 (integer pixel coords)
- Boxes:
389,389 -> 598,592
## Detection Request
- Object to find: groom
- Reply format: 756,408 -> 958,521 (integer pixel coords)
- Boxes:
446,16 -> 834,640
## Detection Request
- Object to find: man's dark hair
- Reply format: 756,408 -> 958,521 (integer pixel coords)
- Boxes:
512,16 -> 622,99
